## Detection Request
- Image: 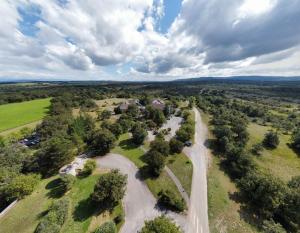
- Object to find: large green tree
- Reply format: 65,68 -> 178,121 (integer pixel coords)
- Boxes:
88,128 -> 116,156
140,216 -> 182,233
92,170 -> 127,208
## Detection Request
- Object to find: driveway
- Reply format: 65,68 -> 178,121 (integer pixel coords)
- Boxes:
96,154 -> 187,233
184,108 -> 210,233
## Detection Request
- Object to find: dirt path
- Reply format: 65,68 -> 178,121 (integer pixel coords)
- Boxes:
184,107 -> 210,233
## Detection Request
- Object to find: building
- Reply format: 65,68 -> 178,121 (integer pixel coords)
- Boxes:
151,99 -> 165,111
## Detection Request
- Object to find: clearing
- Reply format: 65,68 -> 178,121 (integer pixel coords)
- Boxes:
0,98 -> 51,132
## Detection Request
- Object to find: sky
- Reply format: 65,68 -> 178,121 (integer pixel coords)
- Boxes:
0,0 -> 300,81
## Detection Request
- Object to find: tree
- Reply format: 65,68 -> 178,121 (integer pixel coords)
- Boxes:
4,174 -> 40,201
140,216 -> 182,233
94,221 -> 117,233
291,130 -> 300,153
150,138 -> 170,156
158,189 -> 186,212
0,136 -> 5,148
36,136 -> 75,177
169,138 -> 184,154
262,220 -> 286,233
59,174 -> 75,193
131,123 -> 147,145
88,129 -> 116,156
145,150 -> 166,177
238,171 -> 286,218
102,122 -> 123,139
145,106 -> 166,127
92,170 -> 127,208
251,143 -> 264,155
263,131 -> 280,149
99,110 -> 112,120
68,115 -> 95,142
80,160 -> 96,176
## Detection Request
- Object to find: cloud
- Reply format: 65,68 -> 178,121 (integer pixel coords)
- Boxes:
0,0 -> 300,80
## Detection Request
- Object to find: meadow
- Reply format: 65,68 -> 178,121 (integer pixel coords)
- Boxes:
0,98 -> 51,132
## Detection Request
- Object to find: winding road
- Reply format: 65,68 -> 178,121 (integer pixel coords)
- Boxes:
96,108 -> 209,233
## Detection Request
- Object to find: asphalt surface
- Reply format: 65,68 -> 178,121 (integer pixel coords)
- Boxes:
184,108 -> 210,233
96,153 -> 187,233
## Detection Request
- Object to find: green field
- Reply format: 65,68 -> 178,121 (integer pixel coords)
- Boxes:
247,122 -> 300,182
0,172 -> 123,233
0,98 -> 51,132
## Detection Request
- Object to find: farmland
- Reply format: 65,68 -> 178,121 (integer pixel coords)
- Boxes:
0,98 -> 51,132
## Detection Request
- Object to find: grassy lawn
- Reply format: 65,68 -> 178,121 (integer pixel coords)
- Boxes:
0,172 -> 124,233
167,153 -> 193,196
0,98 -> 51,132
112,134 -> 183,201
247,122 -> 300,182
208,157 -> 259,233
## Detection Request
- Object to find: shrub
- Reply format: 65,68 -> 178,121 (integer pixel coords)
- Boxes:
95,221 -> 117,233
4,173 -> 40,202
158,189 -> 186,212
150,138 -> 170,156
80,159 -> 96,176
35,198 -> 70,233
169,138 -> 184,154
140,216 -> 182,233
262,220 -> 286,233
60,174 -> 75,192
251,143 -> 264,155
263,131 -> 280,149
114,213 -> 124,224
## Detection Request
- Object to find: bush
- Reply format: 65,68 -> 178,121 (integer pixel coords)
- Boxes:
263,131 -> 280,149
140,216 -> 182,233
35,198 -> 70,233
114,213 -> 124,224
80,160 -> 96,177
291,130 -> 300,152
92,170 -> 127,208
94,221 -> 117,233
251,143 -> 264,155
60,174 -> 75,192
158,189 -> 186,212
262,220 -> 286,233
4,173 -> 40,202
169,138 -> 184,154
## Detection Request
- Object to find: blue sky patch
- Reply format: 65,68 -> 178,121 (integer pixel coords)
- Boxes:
159,0 -> 182,33
18,5 -> 41,37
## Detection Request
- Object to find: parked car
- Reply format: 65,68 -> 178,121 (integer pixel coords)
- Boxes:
184,141 -> 192,147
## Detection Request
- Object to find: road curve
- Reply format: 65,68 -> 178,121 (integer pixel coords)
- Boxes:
96,153 -> 187,233
184,108 -> 210,233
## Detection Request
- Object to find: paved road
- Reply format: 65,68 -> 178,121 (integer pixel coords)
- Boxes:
184,108 -> 210,233
96,153 -> 187,233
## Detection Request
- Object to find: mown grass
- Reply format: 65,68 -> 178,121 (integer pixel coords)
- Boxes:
167,153 -> 193,196
0,98 -> 51,132
0,172 -> 124,233
247,122 -> 300,182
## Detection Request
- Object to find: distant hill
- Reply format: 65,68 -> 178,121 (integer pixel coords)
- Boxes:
174,76 -> 300,82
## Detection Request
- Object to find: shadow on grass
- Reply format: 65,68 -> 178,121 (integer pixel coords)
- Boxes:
46,178 -> 65,199
73,197 -> 115,222
119,138 -> 139,150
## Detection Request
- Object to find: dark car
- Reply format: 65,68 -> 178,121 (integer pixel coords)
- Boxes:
184,141 -> 192,147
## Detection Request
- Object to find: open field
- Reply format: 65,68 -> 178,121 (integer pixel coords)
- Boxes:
247,122 -> 300,182
0,98 -> 51,132
208,157 -> 259,233
0,171 -> 123,233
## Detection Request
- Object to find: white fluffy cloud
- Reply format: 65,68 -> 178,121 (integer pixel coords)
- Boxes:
0,0 -> 300,80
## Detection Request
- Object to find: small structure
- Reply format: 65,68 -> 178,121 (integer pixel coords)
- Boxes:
151,99 -> 165,111
118,99 -> 143,112
59,154 -> 88,176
